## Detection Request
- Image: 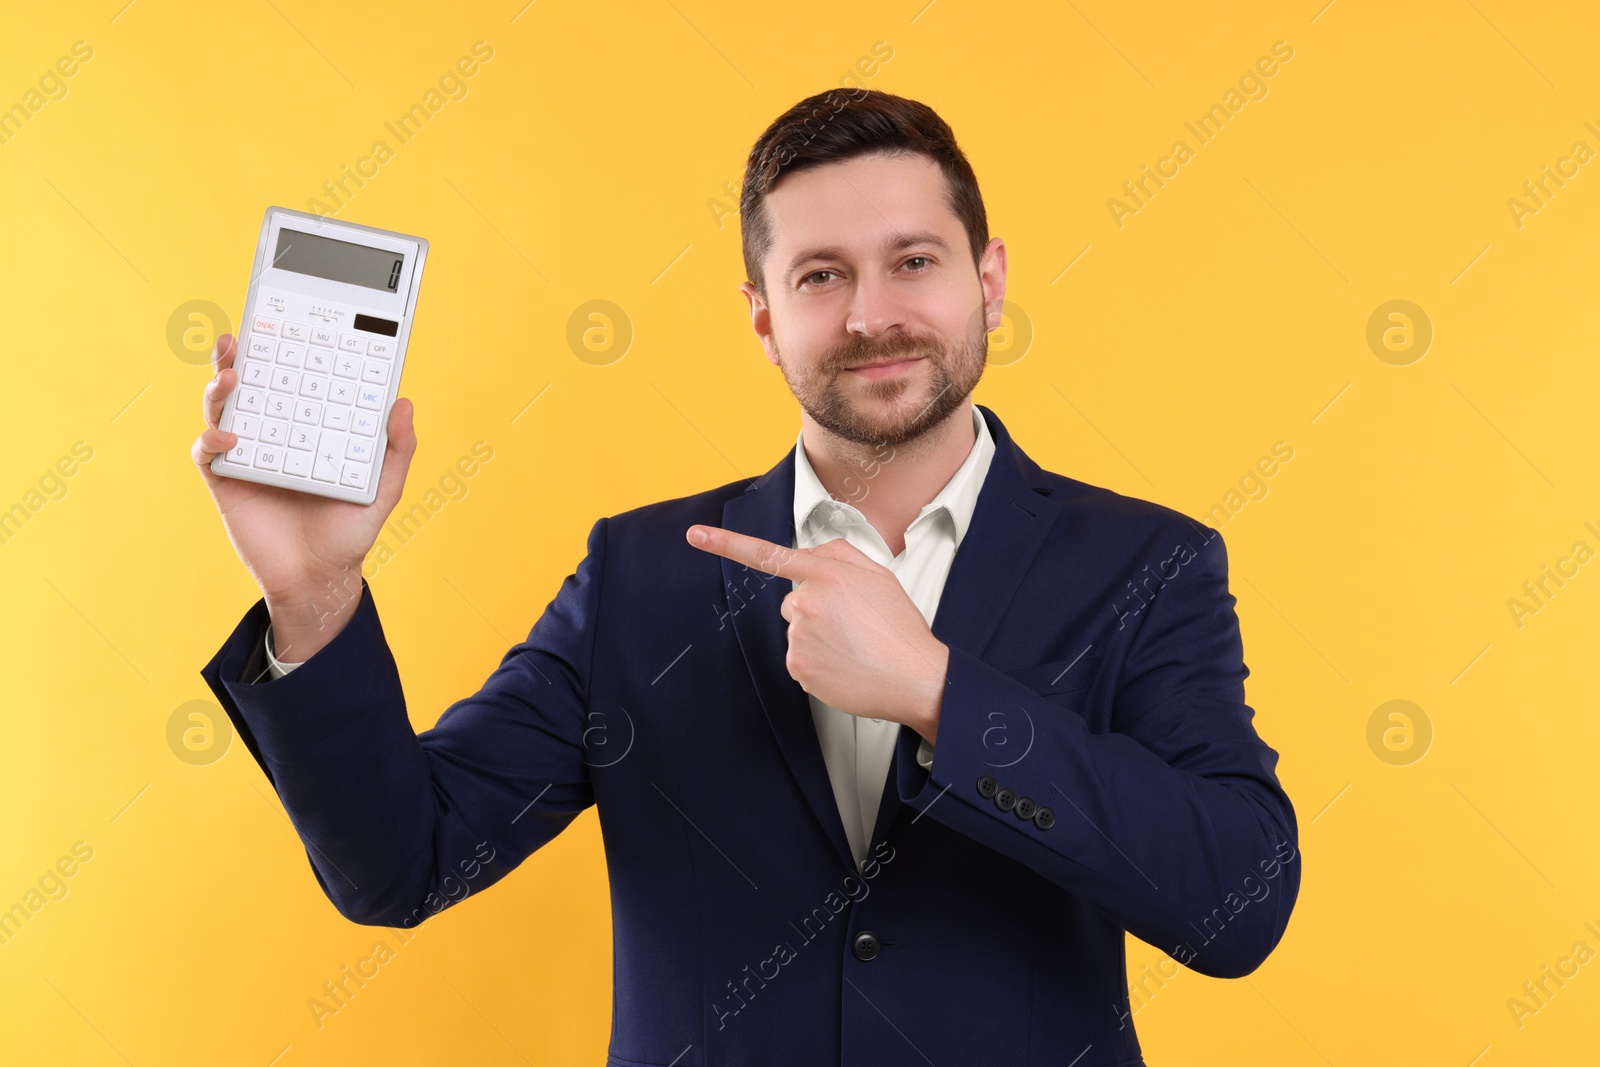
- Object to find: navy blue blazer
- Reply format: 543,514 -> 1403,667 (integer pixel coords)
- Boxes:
202,403 -> 1299,1067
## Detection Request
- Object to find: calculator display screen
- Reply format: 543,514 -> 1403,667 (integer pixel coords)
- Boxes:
273,229 -> 405,293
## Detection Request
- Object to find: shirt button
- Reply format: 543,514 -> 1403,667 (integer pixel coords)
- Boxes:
852,931 -> 880,961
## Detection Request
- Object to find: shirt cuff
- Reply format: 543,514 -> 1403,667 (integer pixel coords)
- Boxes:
915,736 -> 935,771
264,623 -> 306,679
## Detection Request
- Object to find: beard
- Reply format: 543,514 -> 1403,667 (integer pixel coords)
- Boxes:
775,314 -> 988,449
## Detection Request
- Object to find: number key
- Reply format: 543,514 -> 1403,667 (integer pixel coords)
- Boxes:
240,360 -> 271,388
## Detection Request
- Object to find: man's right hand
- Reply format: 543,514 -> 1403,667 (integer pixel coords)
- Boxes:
190,332 -> 419,664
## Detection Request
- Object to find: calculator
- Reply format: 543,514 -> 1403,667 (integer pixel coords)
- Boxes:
210,206 -> 428,505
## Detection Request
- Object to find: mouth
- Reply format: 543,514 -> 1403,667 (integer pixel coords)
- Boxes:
846,356 -> 924,379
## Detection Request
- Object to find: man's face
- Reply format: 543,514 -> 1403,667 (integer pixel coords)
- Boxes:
740,151 -> 1006,449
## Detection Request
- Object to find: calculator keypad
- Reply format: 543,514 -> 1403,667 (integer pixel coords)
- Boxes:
220,311 -> 401,498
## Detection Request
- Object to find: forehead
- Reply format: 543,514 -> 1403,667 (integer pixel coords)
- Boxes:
762,152 -> 960,257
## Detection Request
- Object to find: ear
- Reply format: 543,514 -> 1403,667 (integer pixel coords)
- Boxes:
977,237 -> 1008,330
739,281 -> 780,366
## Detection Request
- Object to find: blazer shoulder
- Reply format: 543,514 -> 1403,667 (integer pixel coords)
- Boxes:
601,474 -> 752,543
1034,467 -> 1222,555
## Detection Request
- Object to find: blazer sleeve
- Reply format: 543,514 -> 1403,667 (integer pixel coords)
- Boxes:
895,524 -> 1298,979
199,516 -> 609,928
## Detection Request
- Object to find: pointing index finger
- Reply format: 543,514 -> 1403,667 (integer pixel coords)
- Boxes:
687,525 -> 815,579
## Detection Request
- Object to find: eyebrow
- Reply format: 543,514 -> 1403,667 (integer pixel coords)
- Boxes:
783,230 -> 952,284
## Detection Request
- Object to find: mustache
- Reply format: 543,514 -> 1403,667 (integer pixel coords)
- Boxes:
827,333 -> 939,371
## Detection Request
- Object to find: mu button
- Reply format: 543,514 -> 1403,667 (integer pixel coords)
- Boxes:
976,775 -> 998,799
853,931 -> 880,962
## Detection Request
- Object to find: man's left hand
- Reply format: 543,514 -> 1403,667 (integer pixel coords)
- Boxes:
687,524 -> 946,744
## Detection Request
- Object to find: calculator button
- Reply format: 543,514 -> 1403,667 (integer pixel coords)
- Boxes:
226,413 -> 259,440
313,433 -> 346,482
254,445 -> 284,472
260,419 -> 288,445
333,353 -> 361,379
351,411 -> 379,437
265,395 -> 293,421
322,406 -> 351,431
271,368 -> 300,393
282,321 -> 309,342
360,359 -> 390,386
339,333 -> 364,353
292,400 -> 320,424
340,462 -> 371,491
240,360 -> 271,388
304,347 -> 333,374
328,380 -> 357,406
289,425 -> 316,450
310,326 -> 337,348
236,388 -> 265,415
224,440 -> 254,465
251,316 -> 280,336
367,339 -> 394,358
282,450 -> 312,477
300,374 -> 329,400
247,335 -> 275,360
345,437 -> 373,463
276,342 -> 305,367
356,385 -> 384,410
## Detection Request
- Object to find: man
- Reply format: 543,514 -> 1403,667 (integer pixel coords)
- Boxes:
193,88 -> 1298,1065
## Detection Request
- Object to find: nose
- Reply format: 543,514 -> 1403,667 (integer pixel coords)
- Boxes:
845,268 -> 907,340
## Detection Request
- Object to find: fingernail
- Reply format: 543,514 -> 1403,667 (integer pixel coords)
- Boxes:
689,527 -> 707,546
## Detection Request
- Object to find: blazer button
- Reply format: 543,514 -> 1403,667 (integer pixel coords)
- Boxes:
994,788 -> 1017,813
976,775 -> 998,799
1033,806 -> 1056,830
853,931 -> 880,961
1015,796 -> 1036,820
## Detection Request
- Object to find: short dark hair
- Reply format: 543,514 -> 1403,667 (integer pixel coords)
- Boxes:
739,88 -> 989,298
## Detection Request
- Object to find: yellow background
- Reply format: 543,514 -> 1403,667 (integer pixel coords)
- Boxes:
2,0 -> 1596,1063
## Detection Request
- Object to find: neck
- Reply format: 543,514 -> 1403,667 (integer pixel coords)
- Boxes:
800,403 -> 978,554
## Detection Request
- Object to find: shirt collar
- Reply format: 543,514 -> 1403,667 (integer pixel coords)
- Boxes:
792,405 -> 995,547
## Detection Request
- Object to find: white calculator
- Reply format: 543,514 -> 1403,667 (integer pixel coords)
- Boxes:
211,206 -> 428,505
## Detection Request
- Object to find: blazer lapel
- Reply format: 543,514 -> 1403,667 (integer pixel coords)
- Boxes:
720,447 -> 859,871
926,404 -> 1061,660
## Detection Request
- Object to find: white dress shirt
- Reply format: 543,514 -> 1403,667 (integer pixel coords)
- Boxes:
264,405 -> 996,871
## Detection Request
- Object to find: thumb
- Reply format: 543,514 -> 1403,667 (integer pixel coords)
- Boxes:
372,397 -> 417,514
